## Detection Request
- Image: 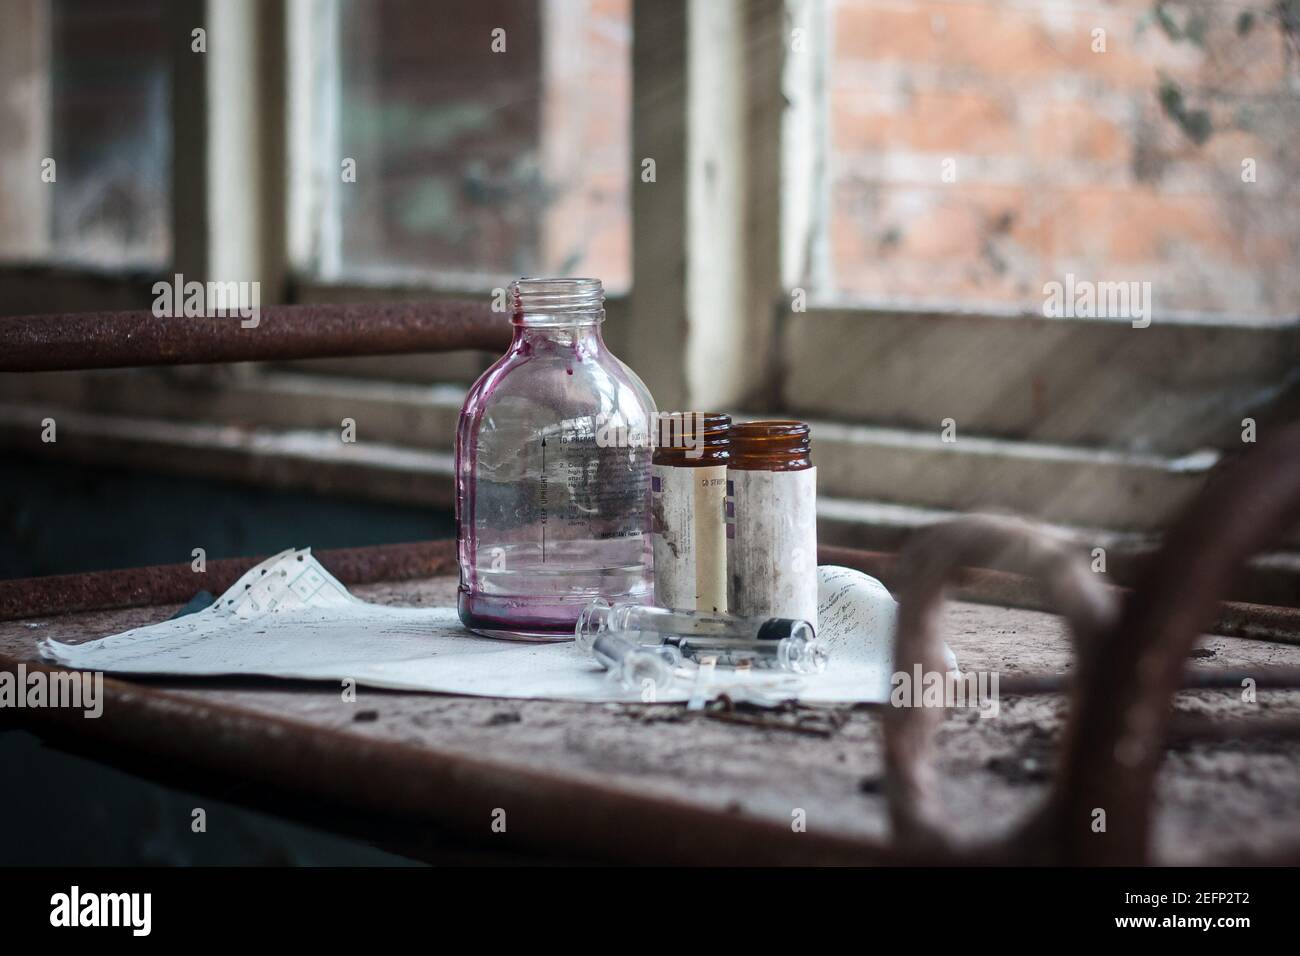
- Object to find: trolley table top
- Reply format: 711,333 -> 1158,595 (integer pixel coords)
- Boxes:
3,543 -> 1299,865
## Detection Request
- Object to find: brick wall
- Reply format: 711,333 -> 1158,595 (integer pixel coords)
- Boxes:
826,0 -> 1300,320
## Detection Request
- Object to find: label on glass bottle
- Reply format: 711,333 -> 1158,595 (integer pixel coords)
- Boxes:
651,464 -> 728,612
725,467 -> 818,624
544,430 -> 649,542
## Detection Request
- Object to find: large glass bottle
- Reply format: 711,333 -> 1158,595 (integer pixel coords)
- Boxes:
455,277 -> 657,640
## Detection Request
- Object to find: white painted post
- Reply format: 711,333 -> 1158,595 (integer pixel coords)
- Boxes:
171,0 -> 287,304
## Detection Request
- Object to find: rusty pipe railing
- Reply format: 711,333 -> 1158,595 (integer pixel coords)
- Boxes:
0,540 -> 461,623
0,299 -> 510,372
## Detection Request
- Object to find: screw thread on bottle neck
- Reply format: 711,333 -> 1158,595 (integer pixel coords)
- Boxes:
653,412 -> 731,467
511,277 -> 604,327
728,420 -> 812,471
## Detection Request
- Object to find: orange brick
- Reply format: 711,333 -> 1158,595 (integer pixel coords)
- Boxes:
1029,100 -> 1127,166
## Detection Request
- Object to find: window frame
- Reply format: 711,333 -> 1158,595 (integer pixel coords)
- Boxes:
0,0 -> 1295,455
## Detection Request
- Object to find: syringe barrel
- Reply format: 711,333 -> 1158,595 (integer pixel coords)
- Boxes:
675,634 -> 828,674
576,598 -> 827,674
577,598 -> 815,649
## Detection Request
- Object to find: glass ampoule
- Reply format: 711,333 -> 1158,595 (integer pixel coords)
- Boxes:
456,278 -> 657,640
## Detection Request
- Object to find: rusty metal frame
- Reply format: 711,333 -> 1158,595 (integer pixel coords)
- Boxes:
881,423 -> 1300,865
3,300 -> 1300,864
1042,421 -> 1300,864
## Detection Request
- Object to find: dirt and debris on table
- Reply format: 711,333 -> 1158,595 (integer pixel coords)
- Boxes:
3,575 -> 1298,864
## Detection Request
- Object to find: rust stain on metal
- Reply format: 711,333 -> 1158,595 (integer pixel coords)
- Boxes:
1214,599 -> 1300,646
0,299 -> 511,372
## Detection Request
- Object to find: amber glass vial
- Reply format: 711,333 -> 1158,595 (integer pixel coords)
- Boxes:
726,420 -> 818,624
727,420 -> 812,472
651,413 -> 731,612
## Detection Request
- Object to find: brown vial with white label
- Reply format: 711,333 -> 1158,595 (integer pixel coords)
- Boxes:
725,420 -> 818,625
651,413 -> 730,612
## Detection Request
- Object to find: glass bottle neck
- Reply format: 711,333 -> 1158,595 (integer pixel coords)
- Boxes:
511,322 -> 605,349
511,277 -> 605,330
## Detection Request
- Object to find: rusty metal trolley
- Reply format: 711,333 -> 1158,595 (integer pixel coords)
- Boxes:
3,301 -> 1300,864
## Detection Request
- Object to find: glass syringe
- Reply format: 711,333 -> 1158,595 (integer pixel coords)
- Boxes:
576,599 -> 828,675
587,630 -> 681,693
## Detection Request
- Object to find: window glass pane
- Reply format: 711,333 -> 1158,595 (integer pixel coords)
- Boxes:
0,0 -> 170,268
822,0 -> 1299,322
311,0 -> 632,292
